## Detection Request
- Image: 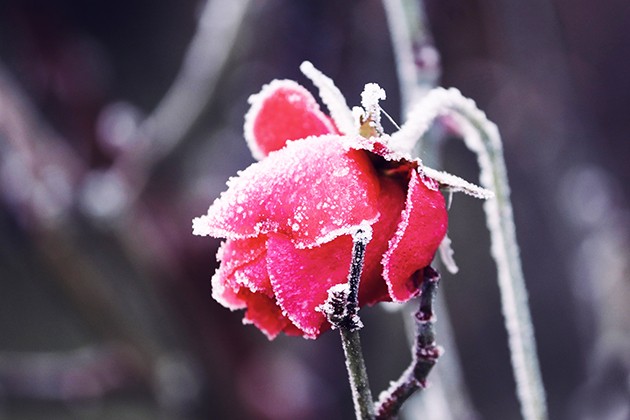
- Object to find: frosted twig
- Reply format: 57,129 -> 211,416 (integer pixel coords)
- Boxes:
321,226 -> 374,419
392,87 -> 548,420
375,266 -> 442,419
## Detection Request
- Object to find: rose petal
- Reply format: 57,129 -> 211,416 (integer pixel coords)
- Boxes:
242,292 -> 290,340
218,237 -> 267,276
244,80 -> 337,160
382,170 -> 447,302
211,266 -> 247,310
199,135 -> 380,248
266,233 -> 354,338
359,176 -> 407,305
219,237 -> 272,296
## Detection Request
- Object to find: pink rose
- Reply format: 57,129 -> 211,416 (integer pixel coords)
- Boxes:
193,77 -> 448,339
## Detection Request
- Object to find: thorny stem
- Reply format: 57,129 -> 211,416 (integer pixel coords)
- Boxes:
375,267 -> 442,419
322,228 -> 374,419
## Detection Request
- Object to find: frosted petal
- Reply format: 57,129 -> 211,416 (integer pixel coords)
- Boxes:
218,237 -> 267,277
200,135 -> 380,248
244,79 -> 336,160
242,292 -> 291,340
382,170 -> 448,302
211,266 -> 247,310
266,233 -> 353,338
217,237 -> 272,296
359,177 -> 407,305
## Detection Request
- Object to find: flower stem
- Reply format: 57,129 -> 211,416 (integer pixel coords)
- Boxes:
375,267 -> 442,419
321,227 -> 375,419
340,326 -> 375,420
343,228 -> 375,420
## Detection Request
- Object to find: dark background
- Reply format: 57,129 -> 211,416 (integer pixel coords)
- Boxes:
0,0 -> 629,419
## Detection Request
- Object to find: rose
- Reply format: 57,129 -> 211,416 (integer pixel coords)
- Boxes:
193,65 -> 481,339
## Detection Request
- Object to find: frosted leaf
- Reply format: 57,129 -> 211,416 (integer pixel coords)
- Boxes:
438,234 -> 459,274
300,61 -> 355,135
423,166 -> 494,199
197,135 -> 380,248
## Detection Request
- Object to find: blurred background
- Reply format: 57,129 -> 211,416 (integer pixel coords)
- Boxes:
0,0 -> 629,419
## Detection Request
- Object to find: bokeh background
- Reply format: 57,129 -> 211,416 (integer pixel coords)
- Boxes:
1,0 -> 629,419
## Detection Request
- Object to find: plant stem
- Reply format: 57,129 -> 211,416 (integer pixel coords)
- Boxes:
340,326 -> 375,420
375,267 -> 442,419
451,102 -> 548,420
321,228 -> 375,419
343,228 -> 375,419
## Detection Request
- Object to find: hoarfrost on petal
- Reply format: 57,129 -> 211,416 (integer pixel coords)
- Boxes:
192,215 -> 211,236
218,237 -> 267,279
382,170 -> 448,302
211,267 -> 247,310
244,79 -> 336,160
232,254 -> 273,296
242,293 -> 290,340
200,135 -> 380,248
266,233 -> 353,338
358,177 -> 407,306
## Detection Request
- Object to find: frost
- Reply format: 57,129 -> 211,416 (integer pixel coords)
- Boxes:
195,135 -> 380,248
299,61 -> 355,135
333,166 -> 350,177
316,283 -> 350,321
352,223 -> 373,245
360,83 -> 386,134
192,215 -> 211,236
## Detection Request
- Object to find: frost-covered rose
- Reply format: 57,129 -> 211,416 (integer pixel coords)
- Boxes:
193,65 -> 483,339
